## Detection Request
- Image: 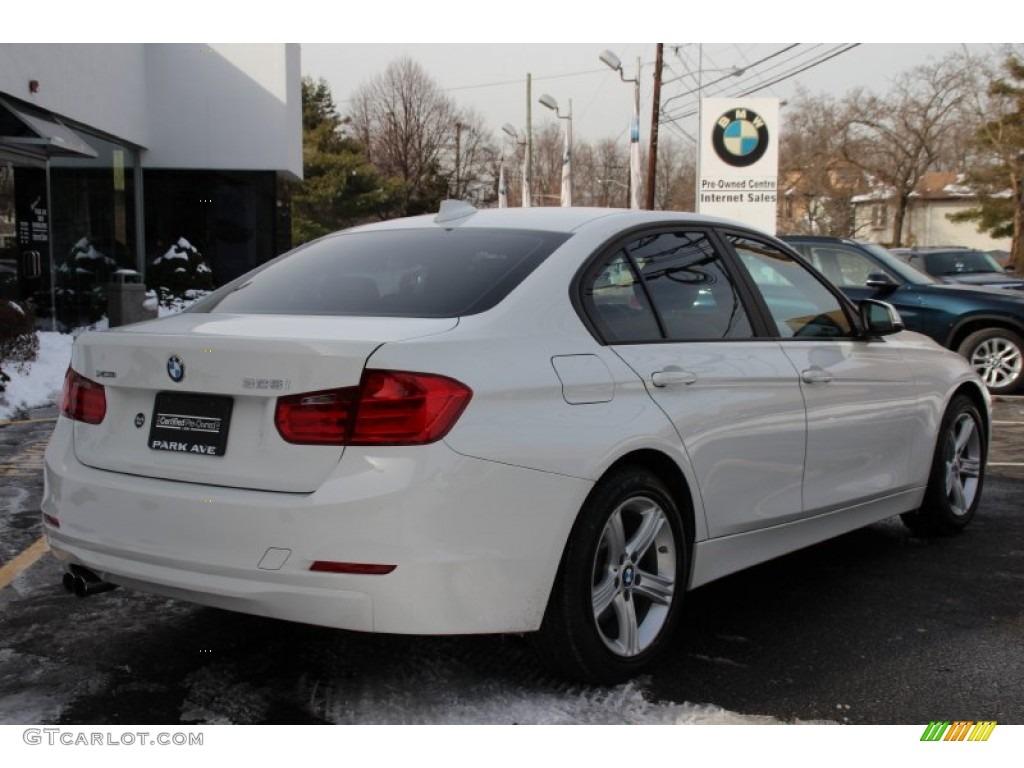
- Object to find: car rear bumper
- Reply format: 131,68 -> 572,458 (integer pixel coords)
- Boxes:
43,418 -> 591,634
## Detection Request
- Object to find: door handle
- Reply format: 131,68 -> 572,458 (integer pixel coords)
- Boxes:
651,369 -> 697,387
801,368 -> 833,384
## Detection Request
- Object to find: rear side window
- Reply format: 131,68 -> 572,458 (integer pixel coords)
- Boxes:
581,229 -> 753,343
191,228 -> 569,317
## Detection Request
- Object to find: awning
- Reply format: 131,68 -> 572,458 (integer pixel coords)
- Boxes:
0,96 -> 98,159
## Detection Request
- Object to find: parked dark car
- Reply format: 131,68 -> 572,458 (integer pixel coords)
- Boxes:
782,236 -> 1024,394
890,246 -> 1024,289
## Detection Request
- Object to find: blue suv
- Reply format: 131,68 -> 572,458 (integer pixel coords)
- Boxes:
782,236 -> 1024,395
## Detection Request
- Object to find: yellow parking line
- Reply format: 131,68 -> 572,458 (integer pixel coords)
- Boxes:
0,537 -> 50,590
0,417 -> 58,427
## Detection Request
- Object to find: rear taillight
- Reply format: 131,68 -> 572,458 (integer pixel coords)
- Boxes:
274,370 -> 471,446
60,368 -> 106,424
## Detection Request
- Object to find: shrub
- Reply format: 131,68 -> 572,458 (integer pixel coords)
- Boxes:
0,301 -> 39,389
147,237 -> 214,306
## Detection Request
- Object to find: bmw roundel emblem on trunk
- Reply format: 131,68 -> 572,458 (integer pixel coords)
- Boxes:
167,355 -> 186,383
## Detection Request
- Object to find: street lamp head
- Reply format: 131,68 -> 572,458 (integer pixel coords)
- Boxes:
599,50 -> 622,73
501,123 -> 518,139
538,94 -> 559,112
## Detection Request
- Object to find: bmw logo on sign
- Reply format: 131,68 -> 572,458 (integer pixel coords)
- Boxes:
712,107 -> 770,168
167,355 -> 186,383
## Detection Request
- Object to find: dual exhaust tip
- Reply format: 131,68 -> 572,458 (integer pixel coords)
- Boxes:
62,566 -> 118,598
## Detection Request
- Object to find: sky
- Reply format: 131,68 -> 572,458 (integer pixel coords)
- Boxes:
10,3 -> 1009,147
300,42 -> 1002,146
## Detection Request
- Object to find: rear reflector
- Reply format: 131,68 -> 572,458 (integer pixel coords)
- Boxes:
309,561 -> 396,575
275,370 -> 471,446
60,368 -> 107,424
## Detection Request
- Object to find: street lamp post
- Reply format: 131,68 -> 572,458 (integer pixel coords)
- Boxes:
502,123 -> 530,207
599,49 -> 642,210
538,93 -> 572,207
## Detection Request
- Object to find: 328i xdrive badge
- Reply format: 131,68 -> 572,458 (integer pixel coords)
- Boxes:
712,107 -> 770,167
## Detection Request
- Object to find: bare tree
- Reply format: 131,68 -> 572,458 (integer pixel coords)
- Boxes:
589,138 -> 630,208
449,109 -> 499,206
841,54 -> 971,246
779,89 -> 864,236
652,134 -> 696,211
528,123 -> 565,206
349,58 -> 458,216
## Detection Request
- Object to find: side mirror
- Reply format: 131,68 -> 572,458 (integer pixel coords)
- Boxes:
859,299 -> 904,337
865,273 -> 899,291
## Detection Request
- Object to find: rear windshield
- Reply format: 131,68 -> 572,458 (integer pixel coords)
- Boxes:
189,228 -> 570,317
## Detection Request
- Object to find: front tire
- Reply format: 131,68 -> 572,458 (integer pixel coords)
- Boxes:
958,328 -> 1024,395
901,395 -> 986,536
533,466 -> 688,684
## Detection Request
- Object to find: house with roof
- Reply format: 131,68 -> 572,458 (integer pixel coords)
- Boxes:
851,171 -> 1011,253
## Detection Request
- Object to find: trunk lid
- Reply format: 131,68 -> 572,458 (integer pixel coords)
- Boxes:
70,313 -> 457,492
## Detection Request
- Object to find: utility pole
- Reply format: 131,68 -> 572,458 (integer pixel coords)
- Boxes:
454,121 -> 463,199
645,43 -> 664,210
525,73 -> 533,207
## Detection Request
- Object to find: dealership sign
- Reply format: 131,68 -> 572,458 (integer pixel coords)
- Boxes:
697,98 -> 780,233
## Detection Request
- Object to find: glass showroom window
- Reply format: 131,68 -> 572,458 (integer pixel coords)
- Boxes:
49,132 -> 138,329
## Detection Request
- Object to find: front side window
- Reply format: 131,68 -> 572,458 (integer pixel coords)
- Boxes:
729,235 -> 854,339
792,242 -> 895,288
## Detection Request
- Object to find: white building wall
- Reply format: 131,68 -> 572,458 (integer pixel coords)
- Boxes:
0,44 -> 149,145
855,198 -> 1011,251
905,199 -> 1010,251
142,44 -> 301,178
0,43 -> 301,178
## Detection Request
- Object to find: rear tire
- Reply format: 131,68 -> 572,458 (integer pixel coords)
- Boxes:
533,466 -> 688,684
957,328 -> 1024,395
901,395 -> 986,536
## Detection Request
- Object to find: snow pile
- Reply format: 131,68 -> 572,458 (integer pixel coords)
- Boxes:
0,331 -> 73,422
0,298 -> 203,422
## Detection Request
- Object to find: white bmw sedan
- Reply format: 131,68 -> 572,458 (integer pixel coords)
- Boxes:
44,204 -> 989,683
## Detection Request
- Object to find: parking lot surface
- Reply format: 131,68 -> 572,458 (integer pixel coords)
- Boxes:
0,400 -> 1021,724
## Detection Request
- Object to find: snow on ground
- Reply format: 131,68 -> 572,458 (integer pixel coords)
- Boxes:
0,298 -> 200,423
0,331 -> 74,422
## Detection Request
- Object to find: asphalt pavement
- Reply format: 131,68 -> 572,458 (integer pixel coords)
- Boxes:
0,400 -> 1021,724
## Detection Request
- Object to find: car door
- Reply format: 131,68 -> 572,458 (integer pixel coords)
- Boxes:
727,234 -> 923,514
581,227 -> 806,538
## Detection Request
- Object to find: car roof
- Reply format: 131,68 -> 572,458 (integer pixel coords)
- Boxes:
779,235 -> 859,244
894,246 -> 981,254
342,205 -> 762,237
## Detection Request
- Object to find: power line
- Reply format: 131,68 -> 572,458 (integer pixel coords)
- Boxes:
660,44 -> 861,124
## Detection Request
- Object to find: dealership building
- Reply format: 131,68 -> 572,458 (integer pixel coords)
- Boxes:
0,44 -> 302,329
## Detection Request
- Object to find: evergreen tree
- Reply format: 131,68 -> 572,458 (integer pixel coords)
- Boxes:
949,54 -> 1024,273
291,77 -> 397,245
